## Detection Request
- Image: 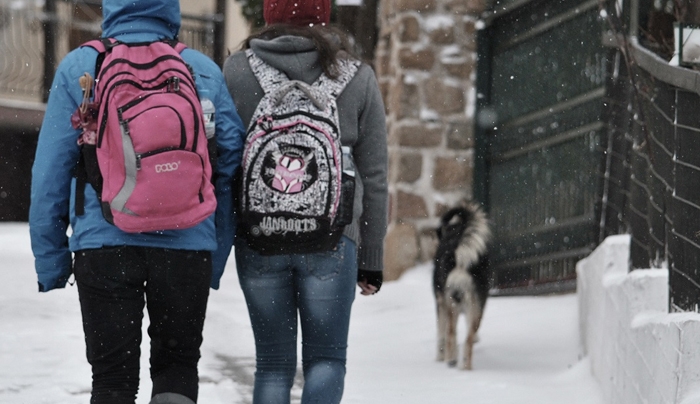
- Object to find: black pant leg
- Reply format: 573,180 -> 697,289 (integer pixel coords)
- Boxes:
144,248 -> 212,402
74,246 -> 147,404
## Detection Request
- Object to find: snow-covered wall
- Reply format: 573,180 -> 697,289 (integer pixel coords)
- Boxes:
577,235 -> 700,404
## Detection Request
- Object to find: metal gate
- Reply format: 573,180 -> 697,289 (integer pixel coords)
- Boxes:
475,0 -> 611,294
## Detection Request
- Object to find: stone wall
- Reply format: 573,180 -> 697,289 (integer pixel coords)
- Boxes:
375,0 -> 486,280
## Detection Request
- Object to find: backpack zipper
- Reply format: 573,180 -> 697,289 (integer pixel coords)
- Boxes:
98,78 -> 200,149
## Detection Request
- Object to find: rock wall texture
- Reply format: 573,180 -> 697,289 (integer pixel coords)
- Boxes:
375,0 -> 486,279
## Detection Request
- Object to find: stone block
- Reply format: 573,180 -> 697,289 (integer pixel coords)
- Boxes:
397,153 -> 423,183
434,201 -> 452,218
395,0 -> 438,12
389,78 -> 420,120
446,120 -> 474,149
399,47 -> 435,71
395,123 -> 443,147
377,80 -> 391,116
375,49 -> 392,78
443,60 -> 474,79
462,19 -> 478,39
419,226 -> 439,263
429,25 -> 455,44
399,14 -> 421,42
433,155 -> 473,191
383,222 -> 419,281
446,0 -> 488,13
423,78 -> 466,115
388,149 -> 399,182
380,0 -> 396,18
396,190 -> 429,219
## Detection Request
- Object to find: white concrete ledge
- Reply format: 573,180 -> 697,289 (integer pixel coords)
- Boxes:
577,235 -> 700,404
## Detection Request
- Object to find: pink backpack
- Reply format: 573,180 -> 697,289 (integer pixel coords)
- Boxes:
77,39 -> 215,233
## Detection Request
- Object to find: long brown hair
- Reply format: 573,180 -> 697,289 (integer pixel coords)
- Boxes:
242,24 -> 358,79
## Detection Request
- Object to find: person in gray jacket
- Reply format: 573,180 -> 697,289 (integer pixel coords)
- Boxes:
223,0 -> 388,402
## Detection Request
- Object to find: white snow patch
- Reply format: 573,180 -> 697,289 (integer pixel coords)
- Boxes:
424,15 -> 454,31
2,223 -> 605,404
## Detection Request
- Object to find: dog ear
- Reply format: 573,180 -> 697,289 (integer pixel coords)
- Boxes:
436,226 -> 443,240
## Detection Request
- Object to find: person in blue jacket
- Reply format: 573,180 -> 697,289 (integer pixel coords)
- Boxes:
28,1 -> 244,403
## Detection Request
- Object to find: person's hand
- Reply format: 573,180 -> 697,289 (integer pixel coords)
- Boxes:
357,269 -> 382,296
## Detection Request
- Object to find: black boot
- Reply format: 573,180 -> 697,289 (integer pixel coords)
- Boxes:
149,393 -> 196,404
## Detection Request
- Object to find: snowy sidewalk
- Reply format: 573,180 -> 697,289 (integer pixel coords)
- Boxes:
0,223 -> 604,403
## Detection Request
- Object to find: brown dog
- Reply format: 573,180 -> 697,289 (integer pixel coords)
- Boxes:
433,203 -> 491,370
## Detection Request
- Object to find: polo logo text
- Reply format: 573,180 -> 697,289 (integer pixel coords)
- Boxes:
155,162 -> 180,173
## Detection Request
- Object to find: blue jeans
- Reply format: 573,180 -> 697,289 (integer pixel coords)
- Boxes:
235,236 -> 358,404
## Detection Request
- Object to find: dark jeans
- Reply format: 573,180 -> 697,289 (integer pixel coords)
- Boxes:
235,236 -> 357,404
73,246 -> 212,404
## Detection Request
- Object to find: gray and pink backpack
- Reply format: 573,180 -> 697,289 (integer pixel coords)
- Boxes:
237,50 -> 360,254
75,39 -> 215,233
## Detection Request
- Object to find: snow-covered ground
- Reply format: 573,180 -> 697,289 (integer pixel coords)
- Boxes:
0,222 -> 605,403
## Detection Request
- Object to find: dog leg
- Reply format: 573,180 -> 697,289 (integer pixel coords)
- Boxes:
463,325 -> 476,370
436,295 -> 447,361
445,305 -> 459,367
462,300 -> 483,370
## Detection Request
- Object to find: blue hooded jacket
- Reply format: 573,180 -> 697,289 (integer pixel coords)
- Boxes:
29,0 -> 244,292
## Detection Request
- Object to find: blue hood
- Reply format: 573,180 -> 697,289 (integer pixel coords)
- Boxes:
102,0 -> 180,39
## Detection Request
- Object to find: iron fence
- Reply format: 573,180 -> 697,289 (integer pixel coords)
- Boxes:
475,0 -> 700,308
601,29 -> 700,311
0,0 -> 222,104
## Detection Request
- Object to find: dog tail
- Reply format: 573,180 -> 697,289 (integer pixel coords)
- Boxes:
454,203 -> 491,271
446,269 -> 474,304
437,206 -> 471,241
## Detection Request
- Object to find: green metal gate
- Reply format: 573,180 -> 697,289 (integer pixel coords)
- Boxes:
475,0 -> 611,294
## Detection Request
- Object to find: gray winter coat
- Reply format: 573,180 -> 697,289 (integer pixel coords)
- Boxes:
223,35 -> 388,272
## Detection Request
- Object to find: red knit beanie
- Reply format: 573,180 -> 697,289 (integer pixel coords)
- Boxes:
263,0 -> 331,26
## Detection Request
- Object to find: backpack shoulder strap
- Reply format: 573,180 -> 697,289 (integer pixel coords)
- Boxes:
246,49 -> 290,94
81,38 -> 185,53
74,38 -> 119,216
246,49 -> 360,99
313,58 -> 361,100
81,39 -> 105,53
80,38 -> 121,53
172,41 -> 188,54
81,38 -> 121,78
